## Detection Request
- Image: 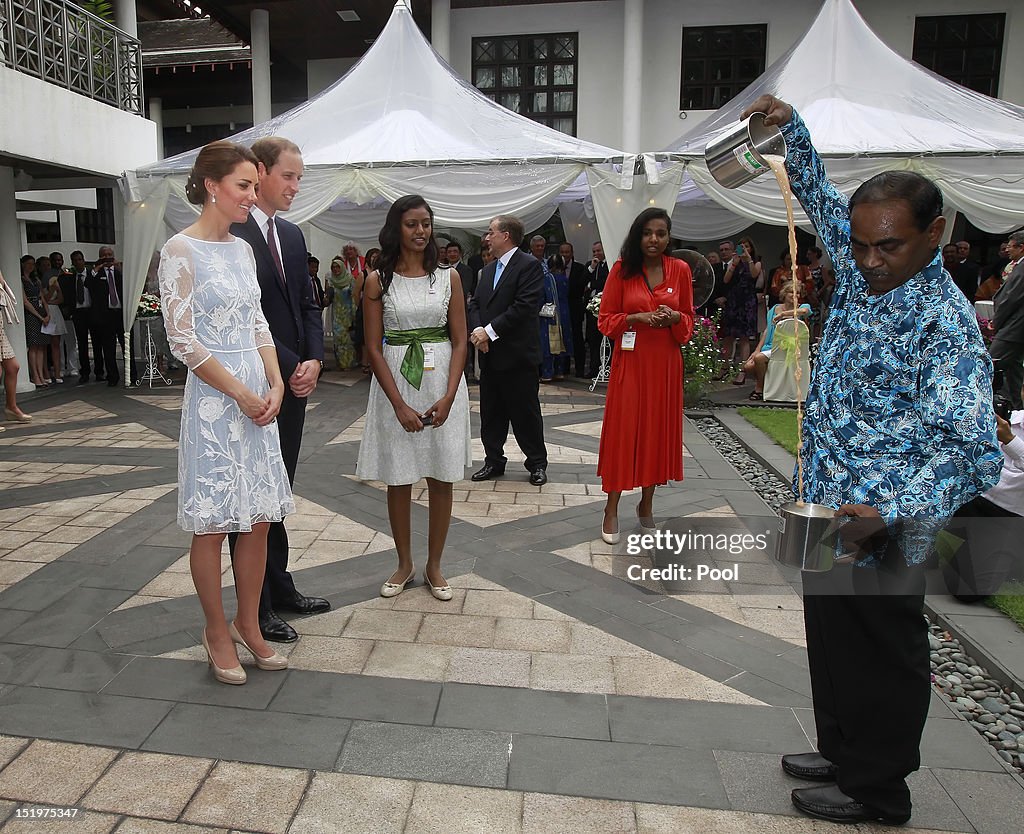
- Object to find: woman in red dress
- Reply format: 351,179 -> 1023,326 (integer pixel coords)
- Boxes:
597,208 -> 695,543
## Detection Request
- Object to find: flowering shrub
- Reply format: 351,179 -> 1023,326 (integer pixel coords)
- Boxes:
586,292 -> 602,318
137,292 -> 161,319
977,315 -> 995,348
682,313 -> 722,405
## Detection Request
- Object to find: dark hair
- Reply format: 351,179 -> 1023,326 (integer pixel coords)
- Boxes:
547,254 -> 566,274
446,240 -> 463,253
365,248 -> 381,270
250,136 -> 301,171
807,245 -> 822,259
184,140 -> 259,205
619,208 -> 672,279
49,251 -> 63,263
375,195 -> 440,296
494,215 -> 525,247
308,256 -> 319,265
849,171 -> 943,232
559,241 -> 574,256
70,250 -> 84,260
1008,231 -> 1024,247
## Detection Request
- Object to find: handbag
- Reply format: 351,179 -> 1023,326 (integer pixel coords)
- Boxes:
539,302 -> 556,319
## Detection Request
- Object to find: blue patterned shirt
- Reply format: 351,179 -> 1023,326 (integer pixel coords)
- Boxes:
781,111 -> 1002,564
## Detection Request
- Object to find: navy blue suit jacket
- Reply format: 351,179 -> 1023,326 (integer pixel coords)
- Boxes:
231,214 -> 323,379
467,249 -> 543,371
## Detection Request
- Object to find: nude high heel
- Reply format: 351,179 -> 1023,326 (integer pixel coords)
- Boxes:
202,629 -> 246,685
228,622 -> 288,671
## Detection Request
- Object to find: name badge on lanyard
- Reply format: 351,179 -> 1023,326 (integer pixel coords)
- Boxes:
423,346 -> 436,370
621,329 -> 637,351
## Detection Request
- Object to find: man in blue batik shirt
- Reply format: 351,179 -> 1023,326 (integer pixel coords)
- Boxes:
741,95 -> 1002,827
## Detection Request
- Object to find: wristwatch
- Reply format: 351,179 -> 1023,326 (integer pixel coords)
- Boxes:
318,360 -> 325,376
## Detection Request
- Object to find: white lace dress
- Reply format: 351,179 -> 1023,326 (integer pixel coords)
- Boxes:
158,234 -> 295,534
356,269 -> 472,485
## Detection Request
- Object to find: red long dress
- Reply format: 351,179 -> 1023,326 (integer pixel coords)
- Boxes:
597,255 -> 695,493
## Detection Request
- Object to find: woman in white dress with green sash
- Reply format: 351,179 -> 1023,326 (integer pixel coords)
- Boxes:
356,195 -> 471,600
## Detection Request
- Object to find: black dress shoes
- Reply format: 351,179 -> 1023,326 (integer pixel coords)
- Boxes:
529,468 -> 548,486
276,592 -> 331,615
259,611 -> 298,643
781,752 -> 839,782
791,785 -> 909,826
471,463 -> 505,481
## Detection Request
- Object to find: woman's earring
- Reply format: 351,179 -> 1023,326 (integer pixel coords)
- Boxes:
212,193 -> 217,204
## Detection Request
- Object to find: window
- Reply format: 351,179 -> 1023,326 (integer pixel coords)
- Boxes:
913,14 -> 1004,97
472,33 -> 578,135
680,24 -> 767,110
25,219 -> 61,245
75,188 -> 115,245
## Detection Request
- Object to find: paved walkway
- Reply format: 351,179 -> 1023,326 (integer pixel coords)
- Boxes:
0,373 -> 1022,833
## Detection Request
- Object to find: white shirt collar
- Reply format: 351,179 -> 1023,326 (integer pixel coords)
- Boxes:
249,205 -> 274,241
496,247 -> 517,269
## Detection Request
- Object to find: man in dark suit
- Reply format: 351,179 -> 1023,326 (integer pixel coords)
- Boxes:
992,231 -> 1024,410
85,245 -> 125,386
945,240 -> 981,298
584,240 -> 610,377
468,215 -> 548,486
446,241 -> 477,381
559,242 -> 590,378
230,136 -> 330,643
69,250 -> 99,383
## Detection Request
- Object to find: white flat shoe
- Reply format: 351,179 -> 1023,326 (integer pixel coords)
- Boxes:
381,568 -> 415,598
228,622 -> 288,671
423,572 -> 453,601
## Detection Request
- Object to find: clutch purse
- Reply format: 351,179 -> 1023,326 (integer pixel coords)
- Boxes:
539,302 -> 556,319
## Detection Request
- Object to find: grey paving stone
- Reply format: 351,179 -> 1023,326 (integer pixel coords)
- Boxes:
337,721 -> 510,788
608,697 -> 807,753
102,656 -> 287,709
6,588 -> 132,648
0,685 -> 172,747
713,749 -> 802,815
919,712 -> 1005,772
0,610 -> 34,639
0,644 -> 131,692
269,669 -> 441,725
932,768 -> 1024,834
676,627 -> 811,697
715,671 -> 813,709
509,734 -> 730,807
82,547 -> 182,591
0,577 -> 83,613
902,768 -> 974,833
435,682 -> 610,740
143,702 -> 350,770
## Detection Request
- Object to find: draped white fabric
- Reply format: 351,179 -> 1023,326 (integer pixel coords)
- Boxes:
586,163 -> 687,260
663,0 -> 1024,235
121,178 -> 171,334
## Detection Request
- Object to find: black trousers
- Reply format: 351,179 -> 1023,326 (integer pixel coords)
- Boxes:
569,302 -> 586,376
73,311 -> 100,380
479,364 -> 547,471
803,561 -> 929,821
942,496 -> 1021,602
585,312 -> 602,376
991,337 -> 1024,410
94,310 -> 123,382
230,389 -> 305,615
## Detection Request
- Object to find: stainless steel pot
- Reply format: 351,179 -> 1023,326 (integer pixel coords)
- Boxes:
775,501 -> 846,572
705,112 -> 787,189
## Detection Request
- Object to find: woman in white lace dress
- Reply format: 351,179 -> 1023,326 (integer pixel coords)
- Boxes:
356,195 -> 471,601
158,141 -> 293,685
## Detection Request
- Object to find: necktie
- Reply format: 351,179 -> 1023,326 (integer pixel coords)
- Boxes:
266,218 -> 287,290
106,269 -> 119,307
77,274 -> 85,304
492,258 -> 505,290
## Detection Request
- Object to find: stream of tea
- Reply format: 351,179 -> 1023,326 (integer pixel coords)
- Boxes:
762,153 -> 805,505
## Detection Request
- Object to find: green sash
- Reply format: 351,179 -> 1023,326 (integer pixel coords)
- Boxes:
384,326 -> 449,389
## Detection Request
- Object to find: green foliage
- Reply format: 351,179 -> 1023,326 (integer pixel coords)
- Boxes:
987,581 -> 1024,630
75,2 -> 115,23
736,407 -> 801,455
682,313 -> 723,405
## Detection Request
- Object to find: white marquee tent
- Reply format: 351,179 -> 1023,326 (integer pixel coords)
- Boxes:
120,0 -> 628,341
663,0 -> 1024,237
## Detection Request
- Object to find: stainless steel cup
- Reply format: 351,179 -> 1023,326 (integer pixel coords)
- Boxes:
704,113 -> 787,189
775,501 -> 846,572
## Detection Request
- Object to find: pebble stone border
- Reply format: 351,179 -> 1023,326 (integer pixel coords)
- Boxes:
692,414 -> 1024,774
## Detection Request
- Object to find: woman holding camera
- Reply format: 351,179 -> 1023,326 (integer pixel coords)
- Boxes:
356,195 -> 472,600
719,237 -> 761,384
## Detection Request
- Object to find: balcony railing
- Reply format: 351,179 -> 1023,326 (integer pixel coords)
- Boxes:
0,0 -> 143,115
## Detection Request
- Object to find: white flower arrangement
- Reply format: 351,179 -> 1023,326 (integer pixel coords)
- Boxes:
586,292 -> 602,318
